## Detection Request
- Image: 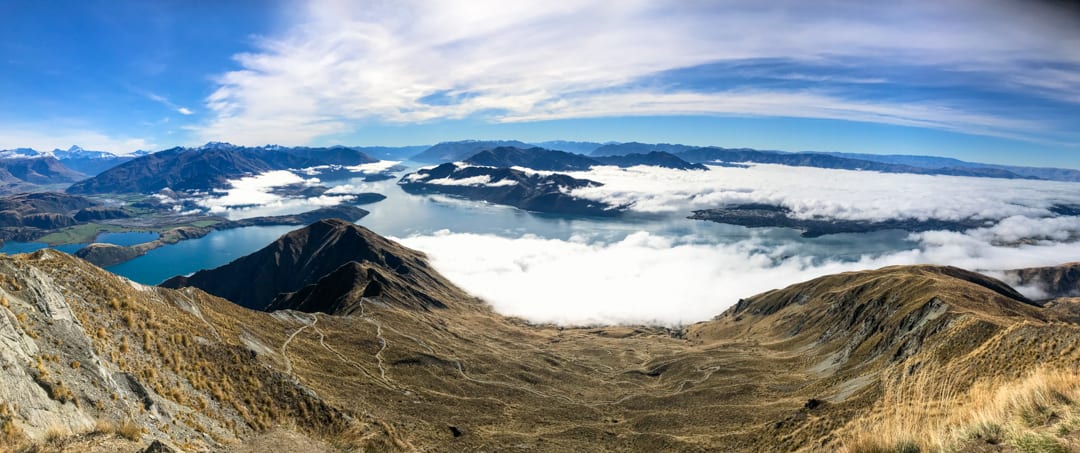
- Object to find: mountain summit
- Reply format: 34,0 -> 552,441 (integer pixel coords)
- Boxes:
161,219 -> 471,314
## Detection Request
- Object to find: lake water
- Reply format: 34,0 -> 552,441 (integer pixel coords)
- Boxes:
97,167 -> 918,285
0,165 -> 920,286
0,230 -> 163,256
106,225 -> 302,284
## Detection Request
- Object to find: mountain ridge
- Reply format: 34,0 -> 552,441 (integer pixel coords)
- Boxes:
66,144 -> 379,195
161,219 -> 471,313
0,223 -> 1078,451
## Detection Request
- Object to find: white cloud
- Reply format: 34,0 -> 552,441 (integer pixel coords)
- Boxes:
192,0 -> 1080,145
387,164 -> 1080,326
0,127 -> 154,154
563,163 -> 1080,222
399,226 -> 1080,326
324,183 -> 376,195
198,170 -> 313,209
346,160 -> 400,173
147,93 -> 195,116
194,170 -> 360,219
423,174 -> 518,187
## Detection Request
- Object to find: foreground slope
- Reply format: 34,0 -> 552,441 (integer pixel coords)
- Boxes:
3,221 -> 1080,451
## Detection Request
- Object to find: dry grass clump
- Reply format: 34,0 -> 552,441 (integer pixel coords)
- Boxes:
115,419 -> 142,441
90,418 -> 141,442
0,405 -> 28,452
842,367 -> 1080,452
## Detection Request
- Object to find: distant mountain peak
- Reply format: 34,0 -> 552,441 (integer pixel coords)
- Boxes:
199,141 -> 239,150
0,147 -> 45,159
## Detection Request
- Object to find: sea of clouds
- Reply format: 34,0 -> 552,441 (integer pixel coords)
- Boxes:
396,164 -> 1080,326
564,164 -> 1080,221
191,163 -> 1080,326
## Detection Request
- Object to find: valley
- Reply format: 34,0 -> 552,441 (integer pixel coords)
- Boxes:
0,220 -> 1078,452
0,141 -> 1077,452
8,2 -> 1080,451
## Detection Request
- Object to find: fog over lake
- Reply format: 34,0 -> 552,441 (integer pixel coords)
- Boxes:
105,163 -> 1080,325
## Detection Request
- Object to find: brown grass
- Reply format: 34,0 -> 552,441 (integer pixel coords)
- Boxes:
116,420 -> 142,441
842,367 -> 1080,452
43,425 -> 69,443
0,418 -> 28,452
91,419 -> 115,435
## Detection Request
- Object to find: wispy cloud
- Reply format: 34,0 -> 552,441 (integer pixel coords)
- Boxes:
194,0 -> 1080,145
147,92 -> 194,116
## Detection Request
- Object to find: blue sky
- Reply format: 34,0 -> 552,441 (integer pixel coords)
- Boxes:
1,1 -> 1079,168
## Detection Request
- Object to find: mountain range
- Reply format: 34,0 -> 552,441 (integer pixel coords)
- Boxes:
66,143 -> 380,195
0,219 -> 1077,451
4,140 -> 1080,200
463,146 -> 707,171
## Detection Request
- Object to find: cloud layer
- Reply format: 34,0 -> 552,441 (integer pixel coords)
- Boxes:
195,170 -> 357,219
400,221 -> 1080,326
565,164 -> 1080,221
391,163 -> 1080,326
194,0 -> 1080,145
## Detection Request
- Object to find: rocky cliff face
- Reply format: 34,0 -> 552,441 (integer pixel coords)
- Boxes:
0,250 -> 369,452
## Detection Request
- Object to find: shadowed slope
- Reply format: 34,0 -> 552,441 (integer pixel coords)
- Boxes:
161,219 -> 470,313
1005,261 -> 1080,300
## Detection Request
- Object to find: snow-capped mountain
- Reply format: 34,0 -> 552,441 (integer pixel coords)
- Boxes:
0,148 -> 46,159
52,145 -> 118,160
198,141 -> 240,151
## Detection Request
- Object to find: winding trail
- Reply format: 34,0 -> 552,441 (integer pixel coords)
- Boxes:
307,313 -> 397,391
280,314 -> 316,376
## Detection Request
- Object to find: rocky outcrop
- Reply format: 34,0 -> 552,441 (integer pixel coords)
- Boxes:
0,249 -> 353,450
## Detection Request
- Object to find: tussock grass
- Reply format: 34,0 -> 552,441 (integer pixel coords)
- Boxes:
843,367 -> 1080,452
115,419 -> 142,441
0,406 -> 28,453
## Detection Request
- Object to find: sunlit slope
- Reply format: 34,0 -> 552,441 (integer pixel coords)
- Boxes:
0,222 -> 1078,451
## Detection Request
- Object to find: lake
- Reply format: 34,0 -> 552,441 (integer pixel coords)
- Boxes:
95,167 -> 918,285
